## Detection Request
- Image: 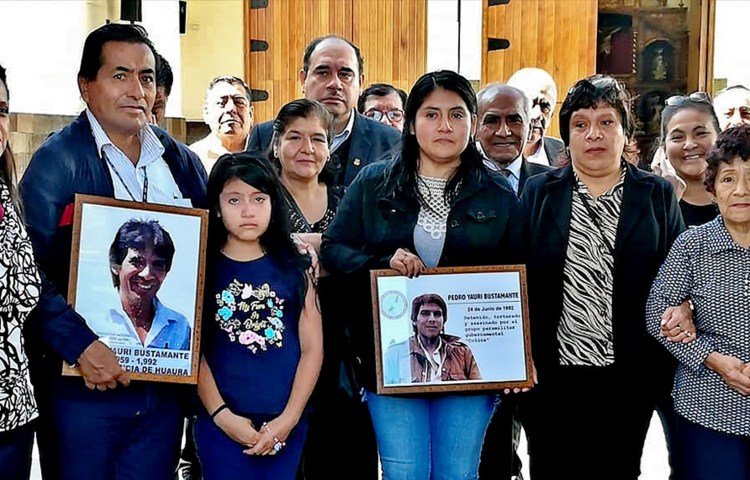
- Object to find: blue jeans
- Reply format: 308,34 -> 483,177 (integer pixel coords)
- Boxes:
49,383 -> 184,480
673,414 -> 750,480
0,421 -> 34,480
366,391 -> 497,480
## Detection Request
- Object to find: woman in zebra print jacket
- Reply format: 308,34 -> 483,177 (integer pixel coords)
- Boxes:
519,74 -> 685,480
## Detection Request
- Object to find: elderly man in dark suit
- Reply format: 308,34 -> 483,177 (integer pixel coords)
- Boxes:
247,35 -> 400,188
508,68 -> 565,167
477,84 -> 551,197
475,83 -> 548,480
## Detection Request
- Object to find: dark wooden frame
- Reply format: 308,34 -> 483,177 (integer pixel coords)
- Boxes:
63,194 -> 209,384
370,265 -> 534,395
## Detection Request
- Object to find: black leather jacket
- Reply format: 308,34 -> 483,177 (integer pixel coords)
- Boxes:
321,158 -> 524,389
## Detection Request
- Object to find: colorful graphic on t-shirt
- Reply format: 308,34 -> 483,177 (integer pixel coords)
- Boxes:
215,280 -> 286,353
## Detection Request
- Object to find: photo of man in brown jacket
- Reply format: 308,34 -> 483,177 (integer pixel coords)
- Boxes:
384,293 -> 481,385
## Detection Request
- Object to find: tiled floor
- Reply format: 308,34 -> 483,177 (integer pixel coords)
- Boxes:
30,412 -> 669,479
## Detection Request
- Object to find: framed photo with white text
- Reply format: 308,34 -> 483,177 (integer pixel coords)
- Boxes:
64,194 -> 208,384
371,265 -> 533,395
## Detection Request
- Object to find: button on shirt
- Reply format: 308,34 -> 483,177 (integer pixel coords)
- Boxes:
646,216 -> 750,437
86,109 -> 190,207
558,170 -> 625,367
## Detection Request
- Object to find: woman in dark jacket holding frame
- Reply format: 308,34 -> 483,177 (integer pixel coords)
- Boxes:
321,70 -> 523,479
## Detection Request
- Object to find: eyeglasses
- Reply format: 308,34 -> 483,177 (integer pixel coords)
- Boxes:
665,92 -> 712,107
364,109 -> 404,122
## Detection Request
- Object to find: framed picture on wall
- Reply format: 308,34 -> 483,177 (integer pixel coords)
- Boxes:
370,265 -> 534,395
63,194 -> 208,384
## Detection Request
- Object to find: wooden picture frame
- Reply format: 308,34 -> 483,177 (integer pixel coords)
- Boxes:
64,194 -> 209,384
371,265 -> 534,395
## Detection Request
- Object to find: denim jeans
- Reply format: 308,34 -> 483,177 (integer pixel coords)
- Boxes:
48,384 -> 184,480
366,391 -> 497,480
673,414 -> 750,480
0,421 -> 34,480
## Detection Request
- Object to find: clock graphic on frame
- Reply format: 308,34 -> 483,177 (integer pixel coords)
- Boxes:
380,290 -> 408,320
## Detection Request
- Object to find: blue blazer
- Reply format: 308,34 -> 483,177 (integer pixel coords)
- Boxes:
247,110 -> 400,187
19,112 -> 207,376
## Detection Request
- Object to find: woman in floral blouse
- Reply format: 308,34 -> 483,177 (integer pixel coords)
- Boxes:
0,62 -> 41,479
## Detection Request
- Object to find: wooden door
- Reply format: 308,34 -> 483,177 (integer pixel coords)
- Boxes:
246,0 -> 427,123
481,0 -> 598,137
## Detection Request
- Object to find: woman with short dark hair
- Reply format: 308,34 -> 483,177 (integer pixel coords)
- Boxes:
646,124 -> 750,480
654,92 -> 721,227
520,74 -> 685,479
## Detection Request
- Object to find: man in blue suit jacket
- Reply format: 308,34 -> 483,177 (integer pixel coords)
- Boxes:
247,35 -> 398,480
247,35 -> 399,188
20,24 -> 206,480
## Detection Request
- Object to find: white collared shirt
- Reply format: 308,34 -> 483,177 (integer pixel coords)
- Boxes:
86,109 -> 191,207
478,142 -> 522,194
189,133 -> 250,175
527,139 -> 550,166
330,108 -> 356,153
92,298 -> 192,351
417,335 -> 445,382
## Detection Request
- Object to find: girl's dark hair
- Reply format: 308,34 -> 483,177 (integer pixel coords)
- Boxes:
659,97 -> 721,148
704,124 -> 750,194
207,152 -> 310,295
0,63 -> 20,212
269,99 -> 335,185
559,74 -> 635,147
383,70 -> 484,207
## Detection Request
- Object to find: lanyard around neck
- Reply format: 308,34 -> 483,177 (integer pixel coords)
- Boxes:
103,150 -> 149,202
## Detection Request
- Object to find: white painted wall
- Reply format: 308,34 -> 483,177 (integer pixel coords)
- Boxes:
426,0 -> 482,81
0,0 -> 182,116
713,0 -> 750,88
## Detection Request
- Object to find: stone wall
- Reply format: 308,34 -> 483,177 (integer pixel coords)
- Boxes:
10,113 -> 189,177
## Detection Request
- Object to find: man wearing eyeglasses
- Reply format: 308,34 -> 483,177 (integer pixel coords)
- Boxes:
247,35 -> 400,188
190,76 -> 255,174
507,67 -> 565,166
358,83 -> 407,131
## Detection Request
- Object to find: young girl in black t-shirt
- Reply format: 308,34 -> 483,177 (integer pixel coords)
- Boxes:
195,153 -> 322,480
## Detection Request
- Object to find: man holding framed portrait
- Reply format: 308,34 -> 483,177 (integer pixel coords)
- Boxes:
19,23 -> 207,480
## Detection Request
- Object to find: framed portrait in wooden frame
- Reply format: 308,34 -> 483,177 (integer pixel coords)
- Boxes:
371,265 -> 533,395
63,194 -> 208,384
